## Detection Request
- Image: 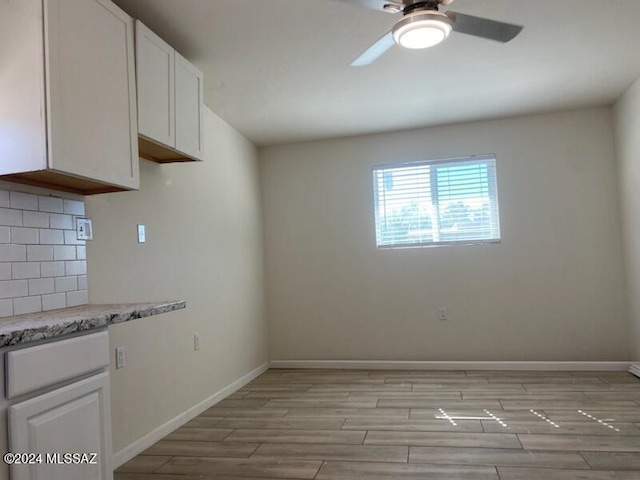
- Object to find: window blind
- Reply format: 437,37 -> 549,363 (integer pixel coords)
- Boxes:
373,155 -> 501,248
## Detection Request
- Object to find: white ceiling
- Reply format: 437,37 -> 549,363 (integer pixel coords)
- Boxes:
113,0 -> 640,146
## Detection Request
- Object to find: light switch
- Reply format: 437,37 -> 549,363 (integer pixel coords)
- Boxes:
137,224 -> 146,243
76,218 -> 93,240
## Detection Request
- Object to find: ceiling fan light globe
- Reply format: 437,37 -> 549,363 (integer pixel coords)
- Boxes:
396,24 -> 447,49
392,12 -> 452,50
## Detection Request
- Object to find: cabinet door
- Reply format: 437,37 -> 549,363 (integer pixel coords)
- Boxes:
175,52 -> 204,161
8,372 -> 113,480
0,0 -> 48,176
136,20 -> 175,149
45,0 -> 139,190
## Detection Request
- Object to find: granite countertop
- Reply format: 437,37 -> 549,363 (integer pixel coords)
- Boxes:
0,301 -> 186,347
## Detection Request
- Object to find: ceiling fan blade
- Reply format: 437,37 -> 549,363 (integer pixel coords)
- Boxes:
350,31 -> 395,67
446,11 -> 523,43
332,0 -> 406,13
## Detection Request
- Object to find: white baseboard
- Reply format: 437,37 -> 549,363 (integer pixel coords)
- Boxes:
112,361 -> 269,468
629,364 -> 640,378
269,360 -> 631,371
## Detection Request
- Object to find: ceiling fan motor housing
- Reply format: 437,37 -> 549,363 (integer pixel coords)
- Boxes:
403,1 -> 442,14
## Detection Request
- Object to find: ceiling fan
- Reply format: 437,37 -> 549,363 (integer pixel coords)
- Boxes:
342,0 -> 524,66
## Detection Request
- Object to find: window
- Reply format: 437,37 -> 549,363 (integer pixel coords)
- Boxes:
373,155 -> 501,248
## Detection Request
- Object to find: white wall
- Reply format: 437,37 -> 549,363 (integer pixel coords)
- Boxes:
614,77 -> 640,360
86,107 -> 268,457
260,108 -> 629,361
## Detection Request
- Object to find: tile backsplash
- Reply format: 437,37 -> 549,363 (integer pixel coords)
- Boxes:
0,188 -> 88,318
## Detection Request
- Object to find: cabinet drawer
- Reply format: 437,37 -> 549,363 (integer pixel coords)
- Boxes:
5,331 -> 109,399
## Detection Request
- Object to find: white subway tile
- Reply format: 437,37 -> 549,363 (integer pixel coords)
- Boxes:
0,191 -> 9,208
0,190 -> 90,307
64,229 -> 85,245
0,245 -> 26,262
53,245 -> 76,261
63,199 -> 85,215
0,298 -> 13,318
38,196 -> 64,213
0,280 -> 28,299
10,191 -> 38,211
54,276 -> 77,293
23,211 -> 49,228
65,260 -> 86,276
42,292 -> 66,311
39,229 -> 64,245
0,208 -> 22,227
40,262 -> 65,278
27,245 -> 54,262
50,213 -> 73,230
13,295 -> 42,315
0,263 -> 10,280
11,263 -> 40,280
28,278 -> 54,295
66,290 -> 88,307
10,227 -> 39,244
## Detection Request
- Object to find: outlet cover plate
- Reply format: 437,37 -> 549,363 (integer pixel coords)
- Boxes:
76,218 -> 93,240
116,346 -> 127,369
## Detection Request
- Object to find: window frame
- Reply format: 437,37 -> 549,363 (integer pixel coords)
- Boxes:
372,154 -> 502,249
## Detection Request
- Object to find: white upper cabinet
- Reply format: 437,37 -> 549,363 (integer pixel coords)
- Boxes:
136,21 -> 175,149
175,52 -> 205,161
0,0 -> 139,194
136,20 -> 204,163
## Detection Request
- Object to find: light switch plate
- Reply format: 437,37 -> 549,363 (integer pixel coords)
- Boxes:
76,218 -> 93,240
137,224 -> 146,243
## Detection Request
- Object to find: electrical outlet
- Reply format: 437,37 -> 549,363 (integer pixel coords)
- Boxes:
115,346 -> 127,369
194,333 -> 200,351
137,224 -> 146,243
76,218 -> 93,240
438,307 -> 447,321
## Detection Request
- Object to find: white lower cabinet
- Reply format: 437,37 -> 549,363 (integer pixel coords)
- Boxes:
8,372 -> 113,480
4,331 -> 112,480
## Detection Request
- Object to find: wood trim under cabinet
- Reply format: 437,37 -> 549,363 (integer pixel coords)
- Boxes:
0,170 -> 131,195
138,135 -> 200,163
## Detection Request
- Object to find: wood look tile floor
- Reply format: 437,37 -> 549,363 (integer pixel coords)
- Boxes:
115,369 -> 640,479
